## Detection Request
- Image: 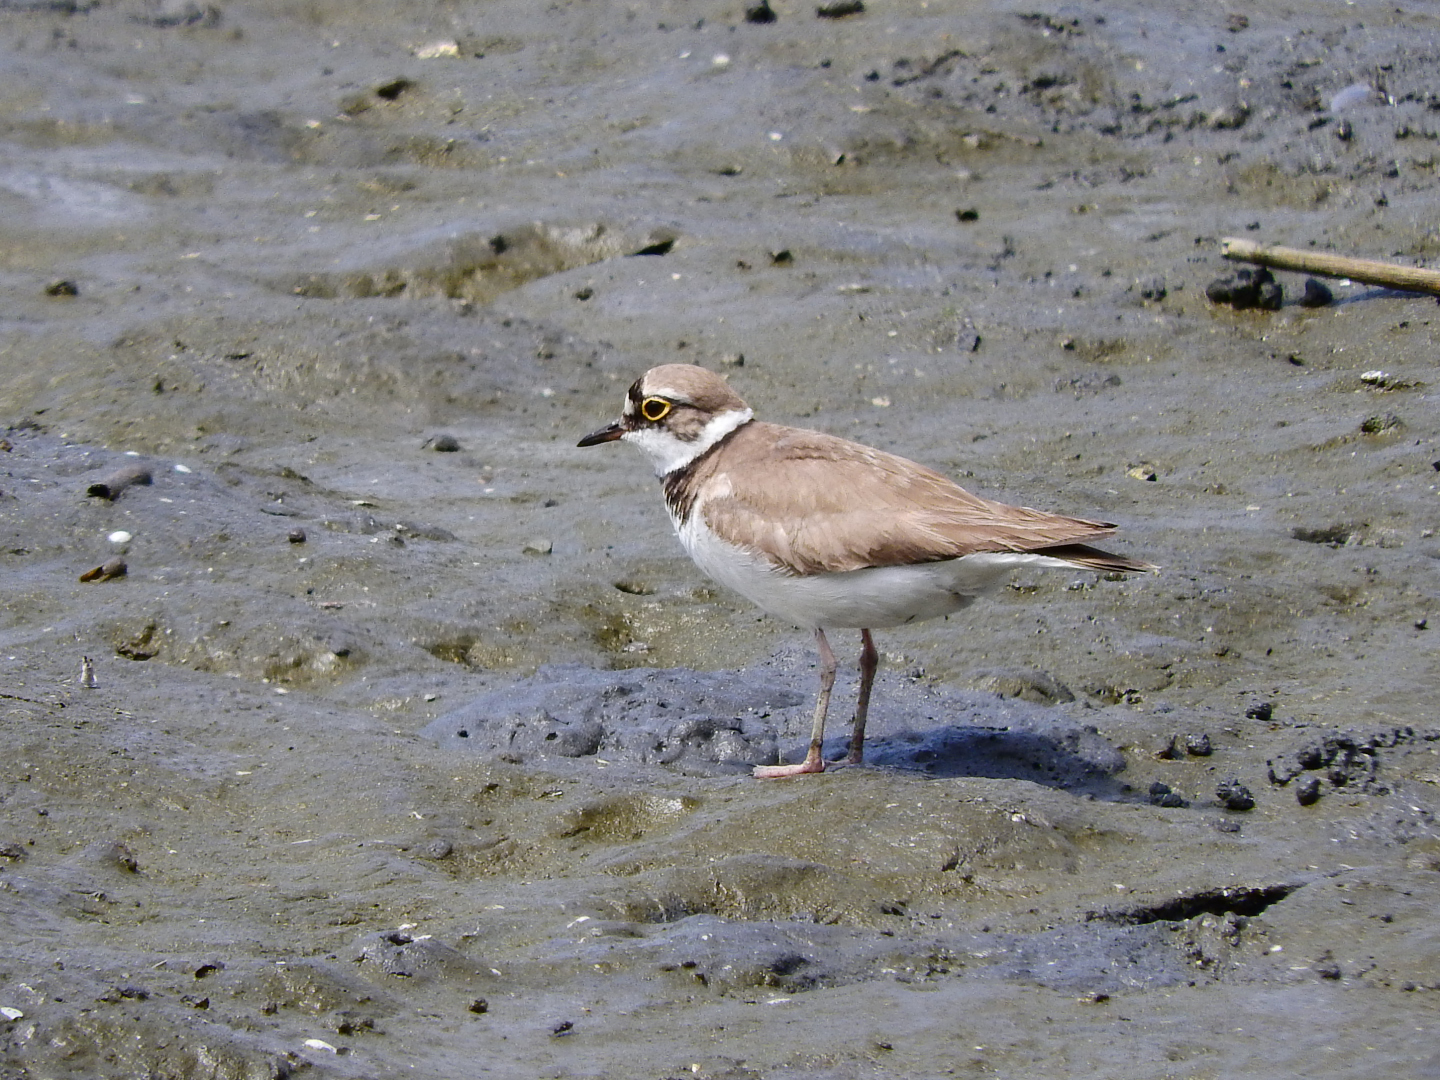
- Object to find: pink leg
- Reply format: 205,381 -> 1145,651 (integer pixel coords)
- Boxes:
754,627 -> 835,778
844,629 -> 878,765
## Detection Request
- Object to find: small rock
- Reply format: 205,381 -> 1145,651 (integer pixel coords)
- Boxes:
288,527 -> 307,544
79,557 -> 128,583
1216,778 -> 1255,812
1185,733 -> 1213,756
744,0 -> 776,22
468,998 -> 489,1014
1298,278 -> 1333,307
1296,775 -> 1323,806
816,0 -> 864,16
955,208 -> 980,223
423,839 -> 453,860
1206,266 -> 1281,310
374,77 -> 414,101
1314,955 -> 1342,980
1148,781 -> 1188,808
1245,701 -> 1274,722
429,433 -> 461,452
522,538 -> 553,556
45,279 -> 79,297
1360,413 -> 1401,435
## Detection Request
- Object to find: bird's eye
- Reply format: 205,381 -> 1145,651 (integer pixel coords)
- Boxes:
640,397 -> 671,422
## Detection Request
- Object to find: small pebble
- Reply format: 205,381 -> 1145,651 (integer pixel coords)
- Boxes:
1245,701 -> 1274,722
1295,775 -> 1323,806
1185,733 -> 1213,756
108,530 -> 133,544
429,434 -> 461,452
744,0 -> 776,23
1148,782 -> 1188,809
1216,778 -> 1255,811
1298,278 -> 1333,307
45,279 -> 79,297
468,998 -> 489,1014
288,527 -> 307,544
1205,266 -> 1281,310
79,557 -> 128,583
523,538 -> 553,556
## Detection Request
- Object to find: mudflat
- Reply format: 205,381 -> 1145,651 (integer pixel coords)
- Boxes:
2,1 -> 1438,1077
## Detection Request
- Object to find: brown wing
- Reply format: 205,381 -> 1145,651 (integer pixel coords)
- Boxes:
696,422 -> 1143,575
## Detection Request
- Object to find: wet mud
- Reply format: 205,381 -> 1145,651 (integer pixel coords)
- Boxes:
3,0 -> 1440,1076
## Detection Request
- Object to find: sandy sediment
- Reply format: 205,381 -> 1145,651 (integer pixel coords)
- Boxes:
2,1 -> 1439,1076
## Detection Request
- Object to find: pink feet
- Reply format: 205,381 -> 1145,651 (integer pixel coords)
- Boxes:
753,754 -> 826,779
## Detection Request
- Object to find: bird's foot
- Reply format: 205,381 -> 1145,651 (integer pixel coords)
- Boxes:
753,757 -> 826,779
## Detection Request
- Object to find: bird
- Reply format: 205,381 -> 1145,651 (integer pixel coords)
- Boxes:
578,364 -> 1155,778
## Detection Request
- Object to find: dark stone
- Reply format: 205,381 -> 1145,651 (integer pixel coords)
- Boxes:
1148,781 -> 1189,808
1216,778 -> 1255,811
1205,266 -> 1281,310
374,77 -> 414,101
1245,701 -> 1274,722
744,0 -> 776,23
1296,776 -> 1322,806
1298,278 -> 1334,307
1185,733 -> 1213,756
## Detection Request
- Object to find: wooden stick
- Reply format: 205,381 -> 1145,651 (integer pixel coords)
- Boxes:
1221,237 -> 1440,297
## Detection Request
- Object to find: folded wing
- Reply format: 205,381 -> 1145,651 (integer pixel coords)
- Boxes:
697,423 -> 1151,575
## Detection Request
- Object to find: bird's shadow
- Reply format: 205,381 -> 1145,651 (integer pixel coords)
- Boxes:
813,722 -> 1133,801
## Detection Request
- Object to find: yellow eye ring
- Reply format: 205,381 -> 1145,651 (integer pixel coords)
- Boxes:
640,397 -> 671,422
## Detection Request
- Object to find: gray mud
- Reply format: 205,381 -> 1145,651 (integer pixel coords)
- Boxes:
3,1 -> 1440,1077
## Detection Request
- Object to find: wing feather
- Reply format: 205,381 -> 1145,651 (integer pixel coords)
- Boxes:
695,422 -> 1137,574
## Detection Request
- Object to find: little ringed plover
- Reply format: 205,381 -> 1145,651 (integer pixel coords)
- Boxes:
579,364 -> 1154,778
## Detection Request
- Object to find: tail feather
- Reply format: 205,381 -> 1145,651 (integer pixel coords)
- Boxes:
1035,543 -> 1157,574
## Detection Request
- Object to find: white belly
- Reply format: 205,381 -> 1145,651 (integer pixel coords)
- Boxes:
676,514 -> 1071,630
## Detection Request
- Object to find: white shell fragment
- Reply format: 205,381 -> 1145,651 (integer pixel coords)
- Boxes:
107,531 -> 132,544
414,39 -> 460,58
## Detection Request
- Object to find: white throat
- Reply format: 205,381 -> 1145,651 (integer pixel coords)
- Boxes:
623,407 -> 753,476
